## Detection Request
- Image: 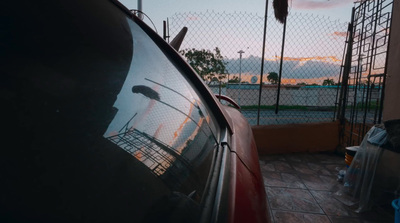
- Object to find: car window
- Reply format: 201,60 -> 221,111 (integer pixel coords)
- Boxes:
103,18 -> 219,200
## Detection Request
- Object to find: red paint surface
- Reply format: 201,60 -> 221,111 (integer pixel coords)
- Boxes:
222,106 -> 270,223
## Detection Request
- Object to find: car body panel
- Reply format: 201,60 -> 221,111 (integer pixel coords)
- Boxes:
222,106 -> 265,177
222,106 -> 270,223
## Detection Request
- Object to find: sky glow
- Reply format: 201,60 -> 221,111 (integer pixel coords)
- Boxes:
118,0 -> 355,33
118,0 -> 357,85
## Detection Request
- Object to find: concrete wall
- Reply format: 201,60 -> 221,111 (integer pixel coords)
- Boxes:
210,86 -> 380,107
383,0 -> 400,121
227,87 -> 339,107
252,121 -> 340,155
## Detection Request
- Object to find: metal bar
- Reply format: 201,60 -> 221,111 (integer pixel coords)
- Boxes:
332,28 -> 349,121
275,16 -> 287,115
369,73 -> 384,78
137,0 -> 143,20
378,0 -> 394,124
167,18 -> 170,43
257,0 -> 270,125
373,76 -> 382,123
339,8 -> 355,125
368,76 -> 376,112
361,0 -> 381,138
163,20 -> 167,40
358,82 -> 367,143
335,23 -> 351,120
349,3 -> 367,145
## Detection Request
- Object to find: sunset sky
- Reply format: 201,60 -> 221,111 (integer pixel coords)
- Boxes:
118,0 -> 357,85
118,0 -> 355,34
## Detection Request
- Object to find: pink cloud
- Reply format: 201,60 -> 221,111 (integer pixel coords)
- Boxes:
186,16 -> 200,21
332,31 -> 347,37
292,0 -> 354,10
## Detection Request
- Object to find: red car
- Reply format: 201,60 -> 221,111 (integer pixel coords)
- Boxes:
1,0 -> 270,222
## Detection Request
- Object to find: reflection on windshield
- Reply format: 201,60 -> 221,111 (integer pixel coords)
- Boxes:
107,128 -> 193,190
103,18 -> 218,197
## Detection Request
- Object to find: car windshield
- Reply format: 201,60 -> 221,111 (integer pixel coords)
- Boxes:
103,17 -> 219,197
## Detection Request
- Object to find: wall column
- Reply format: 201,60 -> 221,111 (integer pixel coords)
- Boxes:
383,0 -> 400,121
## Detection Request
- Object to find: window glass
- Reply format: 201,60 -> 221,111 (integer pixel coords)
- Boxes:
103,19 -> 219,198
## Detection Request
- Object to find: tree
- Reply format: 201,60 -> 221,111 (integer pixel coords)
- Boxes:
322,78 -> 336,86
180,47 -> 228,85
267,72 -> 278,84
228,76 -> 240,83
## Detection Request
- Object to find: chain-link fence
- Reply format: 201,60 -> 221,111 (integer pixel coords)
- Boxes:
168,10 -> 348,125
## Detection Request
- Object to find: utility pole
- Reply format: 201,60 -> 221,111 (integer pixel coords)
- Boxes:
138,0 -> 143,20
238,50 -> 245,107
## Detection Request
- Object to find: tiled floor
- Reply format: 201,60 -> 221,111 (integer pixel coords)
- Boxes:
259,152 -> 395,223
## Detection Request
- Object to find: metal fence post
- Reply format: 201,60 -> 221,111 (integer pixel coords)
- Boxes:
275,16 -> 287,115
257,0 -> 270,125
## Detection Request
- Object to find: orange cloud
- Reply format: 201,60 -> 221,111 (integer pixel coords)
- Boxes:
227,74 -> 339,85
332,31 -> 347,37
266,56 -> 341,63
280,77 -> 338,85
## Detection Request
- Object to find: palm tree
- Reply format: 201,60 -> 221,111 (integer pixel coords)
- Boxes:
273,0 -> 288,23
322,78 -> 336,86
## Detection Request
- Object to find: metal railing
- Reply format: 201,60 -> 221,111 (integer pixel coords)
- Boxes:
335,0 -> 393,147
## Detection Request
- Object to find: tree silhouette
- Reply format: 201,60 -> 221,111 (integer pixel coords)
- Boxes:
267,72 -> 278,84
322,78 -> 336,86
228,76 -> 240,83
180,47 -> 228,85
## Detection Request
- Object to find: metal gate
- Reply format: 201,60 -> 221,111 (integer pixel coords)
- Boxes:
335,0 -> 393,147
